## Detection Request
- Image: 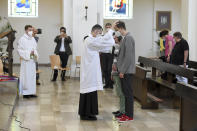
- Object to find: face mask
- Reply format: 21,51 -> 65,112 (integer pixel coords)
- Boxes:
28,31 -> 33,37
60,32 -> 64,35
96,34 -> 102,37
106,28 -> 110,32
116,31 -> 121,35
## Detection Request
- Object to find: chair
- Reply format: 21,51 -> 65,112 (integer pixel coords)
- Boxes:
75,56 -> 81,77
66,55 -> 72,78
0,59 -> 3,75
49,55 -> 71,80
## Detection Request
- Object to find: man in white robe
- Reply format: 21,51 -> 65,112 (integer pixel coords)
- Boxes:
17,25 -> 38,98
79,24 -> 115,120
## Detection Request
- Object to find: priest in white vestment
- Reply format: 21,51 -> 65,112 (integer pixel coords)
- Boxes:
79,24 -> 115,120
17,25 -> 38,98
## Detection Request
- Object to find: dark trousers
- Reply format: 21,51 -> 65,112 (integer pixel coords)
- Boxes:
53,52 -> 69,80
100,53 -> 113,87
120,74 -> 134,118
36,62 -> 39,81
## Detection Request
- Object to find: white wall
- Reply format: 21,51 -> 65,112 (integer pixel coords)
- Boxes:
1,0 -> 184,64
0,0 -> 62,64
62,0 -> 99,76
181,0 -> 189,40
72,0 -> 98,57
153,0 -> 181,56
103,0 -> 182,60
63,0 -> 73,37
188,0 -> 197,61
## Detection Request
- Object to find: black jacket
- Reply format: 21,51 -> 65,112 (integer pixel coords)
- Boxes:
54,35 -> 72,55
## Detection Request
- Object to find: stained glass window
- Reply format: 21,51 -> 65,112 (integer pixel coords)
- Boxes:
8,0 -> 38,17
104,0 -> 133,19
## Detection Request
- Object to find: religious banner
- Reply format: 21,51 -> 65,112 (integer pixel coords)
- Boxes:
156,11 -> 172,31
104,0 -> 133,19
8,0 -> 38,17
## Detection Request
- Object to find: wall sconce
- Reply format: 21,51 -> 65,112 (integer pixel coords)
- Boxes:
85,6 -> 88,21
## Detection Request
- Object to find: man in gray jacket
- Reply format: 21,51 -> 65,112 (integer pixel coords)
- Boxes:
115,21 -> 135,122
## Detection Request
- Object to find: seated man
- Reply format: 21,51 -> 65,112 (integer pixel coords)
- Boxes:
52,27 -> 72,81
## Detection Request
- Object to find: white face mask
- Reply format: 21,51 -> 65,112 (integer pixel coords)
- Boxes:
96,34 -> 102,37
28,31 -> 33,37
116,31 -> 121,36
106,28 -> 110,32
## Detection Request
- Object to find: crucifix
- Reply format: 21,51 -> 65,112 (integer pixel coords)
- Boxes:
85,0 -> 88,21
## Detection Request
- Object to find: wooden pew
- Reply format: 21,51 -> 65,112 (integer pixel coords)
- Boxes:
137,56 -> 195,108
133,65 -> 163,109
189,60 -> 197,70
176,83 -> 197,131
188,60 -> 197,86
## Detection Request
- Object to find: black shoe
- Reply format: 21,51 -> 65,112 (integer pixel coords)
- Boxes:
88,115 -> 97,120
112,111 -> 120,115
36,81 -> 41,85
51,79 -> 56,82
61,78 -> 66,81
115,113 -> 123,117
80,115 -> 97,121
30,95 -> 38,98
109,85 -> 114,89
23,95 -> 31,99
104,85 -> 109,89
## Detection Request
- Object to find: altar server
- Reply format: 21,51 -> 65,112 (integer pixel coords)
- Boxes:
17,25 -> 38,98
79,24 -> 115,120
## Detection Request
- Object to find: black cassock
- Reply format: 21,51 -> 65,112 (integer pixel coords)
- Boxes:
78,91 -> 98,116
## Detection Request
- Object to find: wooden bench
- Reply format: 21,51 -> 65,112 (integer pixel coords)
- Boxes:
133,65 -> 163,109
176,83 -> 197,131
189,60 -> 197,70
188,60 -> 197,86
137,56 -> 195,109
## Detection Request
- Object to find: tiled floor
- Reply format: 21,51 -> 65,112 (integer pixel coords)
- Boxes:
9,67 -> 179,131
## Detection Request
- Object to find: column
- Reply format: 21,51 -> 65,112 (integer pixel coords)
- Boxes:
63,0 -> 73,36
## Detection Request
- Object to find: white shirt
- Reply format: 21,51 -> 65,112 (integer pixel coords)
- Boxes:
100,31 -> 114,53
100,46 -> 113,53
60,38 -> 65,52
